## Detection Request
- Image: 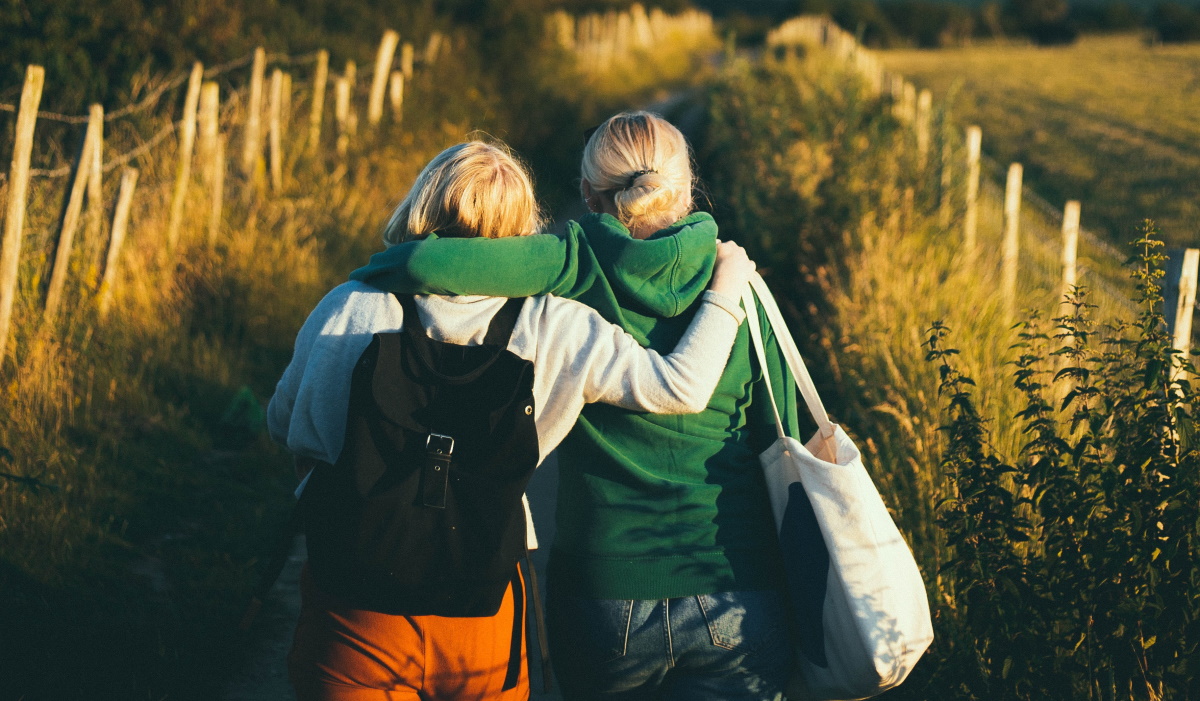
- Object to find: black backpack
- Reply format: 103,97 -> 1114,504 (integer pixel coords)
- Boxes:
300,294 -> 539,617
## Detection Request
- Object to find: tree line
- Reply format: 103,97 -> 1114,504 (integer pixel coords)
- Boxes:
699,0 -> 1200,46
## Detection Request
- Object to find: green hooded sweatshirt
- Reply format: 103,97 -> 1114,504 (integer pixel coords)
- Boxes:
350,212 -> 800,599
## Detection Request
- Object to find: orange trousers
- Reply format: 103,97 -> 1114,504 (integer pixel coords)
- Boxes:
288,565 -> 528,701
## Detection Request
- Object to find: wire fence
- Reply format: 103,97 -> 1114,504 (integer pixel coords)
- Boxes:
769,14 -> 1194,336
0,29 -> 435,362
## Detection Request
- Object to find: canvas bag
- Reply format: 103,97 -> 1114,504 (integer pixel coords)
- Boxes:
741,274 -> 933,701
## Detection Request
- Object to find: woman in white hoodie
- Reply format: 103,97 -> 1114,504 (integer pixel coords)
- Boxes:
267,140 -> 756,701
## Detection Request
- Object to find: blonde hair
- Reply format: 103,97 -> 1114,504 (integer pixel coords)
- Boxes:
580,111 -> 694,235
382,141 -> 543,245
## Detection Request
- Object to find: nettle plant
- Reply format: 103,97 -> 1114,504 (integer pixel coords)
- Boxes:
925,223 -> 1200,700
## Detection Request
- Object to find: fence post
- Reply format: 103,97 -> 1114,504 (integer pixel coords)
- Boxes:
198,82 -> 220,169
400,42 -> 414,80
901,82 -> 916,124
45,104 -> 103,323
242,47 -> 266,176
0,65 -> 45,362
98,168 -> 139,317
269,69 -> 284,193
389,71 -> 405,119
963,125 -> 982,258
1164,248 -> 1200,380
309,50 -> 329,153
280,72 -> 293,133
1060,200 -> 1081,304
1002,162 -> 1024,318
916,89 -> 932,170
85,105 -> 105,277
209,138 -> 226,246
335,76 -> 351,157
425,31 -> 443,64
167,62 -> 204,251
368,30 -> 400,126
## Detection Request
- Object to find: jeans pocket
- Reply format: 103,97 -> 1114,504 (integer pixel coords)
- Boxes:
696,590 -> 788,657
554,595 -> 635,664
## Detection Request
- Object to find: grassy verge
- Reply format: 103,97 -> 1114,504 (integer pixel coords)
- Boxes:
699,49 -> 1198,700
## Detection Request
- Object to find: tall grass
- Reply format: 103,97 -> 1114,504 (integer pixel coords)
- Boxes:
700,49 -> 1198,700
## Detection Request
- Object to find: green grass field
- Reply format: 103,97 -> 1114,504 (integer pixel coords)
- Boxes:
881,34 -> 1200,248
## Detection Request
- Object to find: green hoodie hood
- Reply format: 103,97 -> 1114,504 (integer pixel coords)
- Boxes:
576,212 -> 717,318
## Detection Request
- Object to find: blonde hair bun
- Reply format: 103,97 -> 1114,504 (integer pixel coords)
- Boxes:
581,111 -> 694,236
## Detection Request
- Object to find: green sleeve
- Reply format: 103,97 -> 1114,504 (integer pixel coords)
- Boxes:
348,223 -> 597,298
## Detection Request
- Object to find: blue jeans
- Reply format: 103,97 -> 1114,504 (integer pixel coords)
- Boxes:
546,588 -> 792,701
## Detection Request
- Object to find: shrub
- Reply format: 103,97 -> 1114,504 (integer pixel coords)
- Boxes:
926,223 -> 1199,699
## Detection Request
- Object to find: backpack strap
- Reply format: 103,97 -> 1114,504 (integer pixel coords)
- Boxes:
482,297 -> 525,346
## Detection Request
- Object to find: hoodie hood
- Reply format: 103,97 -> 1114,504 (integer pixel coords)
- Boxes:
574,211 -> 718,319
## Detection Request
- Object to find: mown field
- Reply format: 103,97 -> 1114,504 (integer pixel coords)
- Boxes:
880,34 -> 1200,248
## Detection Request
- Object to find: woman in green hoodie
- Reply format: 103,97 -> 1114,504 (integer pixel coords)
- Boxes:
351,112 -> 799,701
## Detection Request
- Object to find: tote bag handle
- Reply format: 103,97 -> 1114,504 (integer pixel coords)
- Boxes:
741,273 -> 836,444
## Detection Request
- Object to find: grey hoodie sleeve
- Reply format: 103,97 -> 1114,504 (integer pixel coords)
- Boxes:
266,282 -> 404,464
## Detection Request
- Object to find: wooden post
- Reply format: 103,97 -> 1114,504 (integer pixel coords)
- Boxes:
242,47 -> 266,175
916,89 -> 932,170
269,68 -> 284,193
368,30 -> 400,126
345,60 -> 357,98
98,168 -> 139,317
1002,162 -> 1024,318
389,71 -> 404,119
85,105 -> 105,272
335,76 -> 351,157
308,50 -> 329,153
1167,249 -> 1200,380
0,65 -> 45,362
198,82 -> 220,169
424,31 -> 443,64
964,125 -> 982,257
208,138 -> 226,246
1061,200 -> 1081,303
45,104 -> 103,323
400,42 -> 414,80
167,62 -> 204,250
280,72 -> 293,133
901,82 -> 916,124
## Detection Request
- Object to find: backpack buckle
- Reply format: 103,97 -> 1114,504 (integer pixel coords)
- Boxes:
422,433 -> 455,509
426,433 -> 455,456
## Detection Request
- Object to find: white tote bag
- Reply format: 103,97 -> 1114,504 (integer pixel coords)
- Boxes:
741,275 -> 933,701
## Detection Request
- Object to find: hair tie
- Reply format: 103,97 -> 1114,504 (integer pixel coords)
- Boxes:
626,169 -> 656,188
